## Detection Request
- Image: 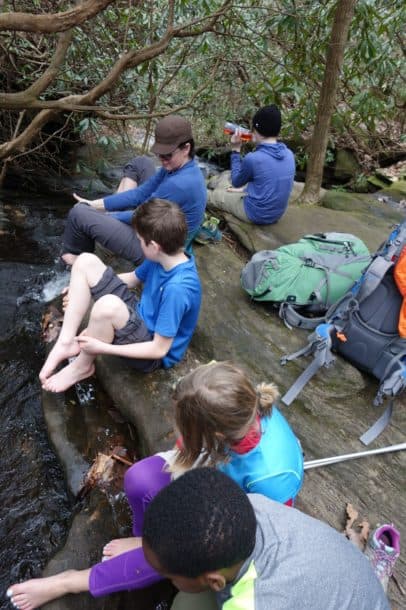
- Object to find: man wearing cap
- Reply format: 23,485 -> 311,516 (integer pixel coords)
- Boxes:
208,104 -> 295,225
61,115 -> 207,266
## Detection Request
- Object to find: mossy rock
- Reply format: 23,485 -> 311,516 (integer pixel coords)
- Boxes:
382,179 -> 406,200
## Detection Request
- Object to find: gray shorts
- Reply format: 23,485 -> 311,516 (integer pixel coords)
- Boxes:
91,266 -> 161,372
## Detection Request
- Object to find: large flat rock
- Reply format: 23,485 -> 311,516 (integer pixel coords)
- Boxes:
42,193 -> 405,607
95,236 -> 405,606
207,171 -> 404,253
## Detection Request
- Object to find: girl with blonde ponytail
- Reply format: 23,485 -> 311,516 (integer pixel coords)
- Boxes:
43,362 -> 303,601
171,361 -> 303,504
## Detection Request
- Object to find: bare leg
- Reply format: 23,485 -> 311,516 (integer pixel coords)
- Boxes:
39,253 -> 108,384
116,177 -> 138,193
43,293 -> 130,393
102,537 -> 142,560
7,569 -> 91,610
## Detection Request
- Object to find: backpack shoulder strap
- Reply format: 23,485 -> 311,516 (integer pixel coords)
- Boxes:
356,220 -> 406,302
281,323 -> 336,405
279,303 -> 326,330
356,256 -> 394,303
360,351 -> 406,444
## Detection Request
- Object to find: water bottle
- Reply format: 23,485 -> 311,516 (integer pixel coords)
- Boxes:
223,121 -> 252,141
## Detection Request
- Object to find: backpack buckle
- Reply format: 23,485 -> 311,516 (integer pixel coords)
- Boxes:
304,258 -> 315,267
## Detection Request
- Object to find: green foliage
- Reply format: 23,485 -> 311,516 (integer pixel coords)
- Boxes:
1,0 -> 404,173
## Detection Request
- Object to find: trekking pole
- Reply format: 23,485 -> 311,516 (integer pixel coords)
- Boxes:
304,442 -> 406,470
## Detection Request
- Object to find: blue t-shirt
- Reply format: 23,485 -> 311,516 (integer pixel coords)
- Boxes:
135,256 -> 201,368
218,407 -> 303,503
231,143 -> 295,225
104,159 -> 207,232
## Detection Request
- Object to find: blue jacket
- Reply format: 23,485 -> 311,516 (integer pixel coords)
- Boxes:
104,159 -> 207,232
218,407 -> 303,503
231,143 -> 295,224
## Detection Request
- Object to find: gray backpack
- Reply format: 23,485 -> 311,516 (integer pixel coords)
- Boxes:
281,220 -> 406,444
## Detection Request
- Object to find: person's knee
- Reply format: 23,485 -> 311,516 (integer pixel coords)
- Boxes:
91,294 -> 124,321
67,202 -> 90,224
73,252 -> 100,272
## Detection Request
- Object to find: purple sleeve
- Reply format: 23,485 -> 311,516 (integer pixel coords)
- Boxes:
89,547 -> 162,597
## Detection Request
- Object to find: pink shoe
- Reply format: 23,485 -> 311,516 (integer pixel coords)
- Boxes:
364,523 -> 400,592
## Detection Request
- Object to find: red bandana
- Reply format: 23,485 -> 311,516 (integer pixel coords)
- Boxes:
230,415 -> 262,454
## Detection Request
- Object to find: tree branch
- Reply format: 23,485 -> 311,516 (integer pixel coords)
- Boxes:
0,31 -> 74,107
0,0 -> 117,33
0,0 -> 232,160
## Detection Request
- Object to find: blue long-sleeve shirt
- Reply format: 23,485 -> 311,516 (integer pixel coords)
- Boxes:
231,142 -> 295,225
104,159 -> 207,231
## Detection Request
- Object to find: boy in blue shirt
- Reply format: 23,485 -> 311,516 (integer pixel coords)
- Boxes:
40,198 -> 201,393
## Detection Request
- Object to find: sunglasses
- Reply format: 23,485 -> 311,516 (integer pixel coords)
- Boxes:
157,148 -> 179,161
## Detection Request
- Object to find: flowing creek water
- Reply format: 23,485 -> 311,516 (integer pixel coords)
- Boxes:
0,189 -> 136,608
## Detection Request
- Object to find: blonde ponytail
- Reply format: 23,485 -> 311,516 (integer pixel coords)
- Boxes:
256,382 -> 279,416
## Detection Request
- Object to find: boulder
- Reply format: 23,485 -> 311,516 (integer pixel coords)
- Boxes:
94,220 -> 405,607
333,149 -> 360,181
41,186 -> 405,607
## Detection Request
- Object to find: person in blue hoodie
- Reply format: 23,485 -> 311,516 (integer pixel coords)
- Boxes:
208,105 -> 295,225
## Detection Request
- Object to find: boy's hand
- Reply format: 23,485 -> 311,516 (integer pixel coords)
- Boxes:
76,330 -> 107,355
73,192 -> 105,210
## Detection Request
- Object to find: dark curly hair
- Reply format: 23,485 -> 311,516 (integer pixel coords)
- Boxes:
142,468 -> 256,578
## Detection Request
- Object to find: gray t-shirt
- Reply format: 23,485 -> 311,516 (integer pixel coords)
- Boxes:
217,494 -> 389,610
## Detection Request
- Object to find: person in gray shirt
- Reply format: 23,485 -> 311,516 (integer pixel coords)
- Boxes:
143,468 -> 389,610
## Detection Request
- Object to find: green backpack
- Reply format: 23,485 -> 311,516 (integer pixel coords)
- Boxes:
241,233 -> 371,329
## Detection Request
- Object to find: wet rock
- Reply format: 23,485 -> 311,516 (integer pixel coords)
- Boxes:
42,488 -> 122,610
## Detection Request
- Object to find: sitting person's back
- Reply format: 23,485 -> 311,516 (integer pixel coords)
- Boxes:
232,138 -> 295,224
208,104 -> 295,225
143,469 -> 390,610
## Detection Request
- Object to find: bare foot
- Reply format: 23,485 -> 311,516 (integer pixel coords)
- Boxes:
39,339 -> 80,384
42,359 -> 95,393
102,536 -> 142,560
7,569 -> 89,610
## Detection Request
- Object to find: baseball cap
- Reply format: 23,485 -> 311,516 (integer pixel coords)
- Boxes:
151,115 -> 193,155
